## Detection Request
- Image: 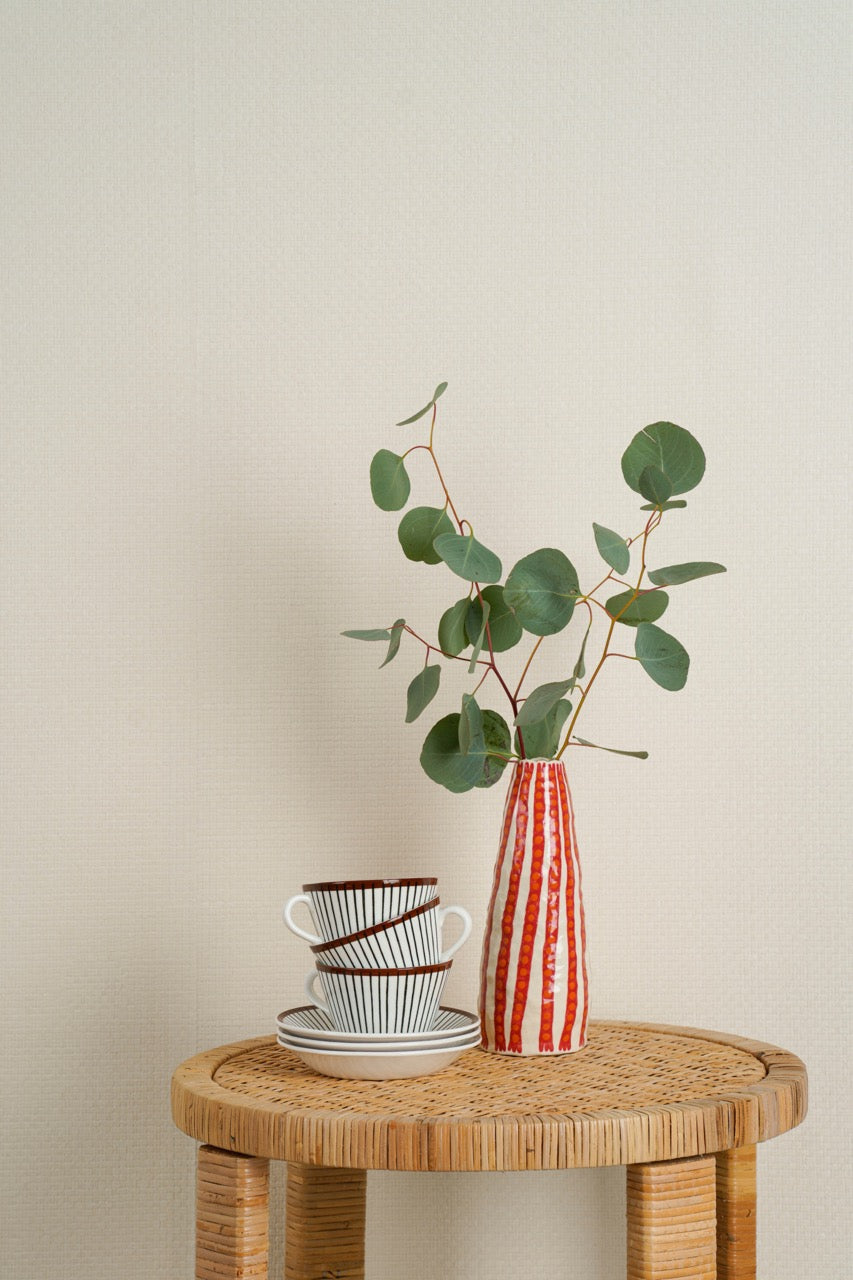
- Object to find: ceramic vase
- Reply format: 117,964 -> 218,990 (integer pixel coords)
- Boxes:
478,758 -> 588,1055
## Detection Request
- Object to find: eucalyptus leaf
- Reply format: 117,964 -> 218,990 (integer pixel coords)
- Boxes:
341,628 -> 392,642
638,465 -> 673,505
437,597 -> 470,656
621,422 -> 706,496
573,736 -> 649,759
571,619 -> 593,684
380,619 -> 406,668
395,381 -> 449,426
605,589 -> 670,626
647,561 -> 727,586
459,693 -> 484,755
465,586 -> 523,653
504,548 -> 579,636
420,713 -> 486,792
370,449 -> 411,511
397,506 -> 455,563
640,499 -> 687,511
592,523 -> 630,575
514,699 -> 571,760
515,679 -> 574,728
405,665 -> 441,723
474,710 -> 513,788
635,623 -> 690,691
467,599 -> 491,673
434,532 -> 502,583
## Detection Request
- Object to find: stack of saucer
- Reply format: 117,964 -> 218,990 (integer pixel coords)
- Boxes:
280,877 -> 478,1079
275,1005 -> 481,1080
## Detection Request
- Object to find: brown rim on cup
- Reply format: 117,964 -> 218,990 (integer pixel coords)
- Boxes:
309,896 -> 440,954
302,877 -> 437,891
315,959 -> 452,976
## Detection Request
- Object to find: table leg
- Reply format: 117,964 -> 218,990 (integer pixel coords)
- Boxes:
285,1164 -> 367,1280
716,1146 -> 756,1279
196,1144 -> 270,1279
626,1155 -> 716,1279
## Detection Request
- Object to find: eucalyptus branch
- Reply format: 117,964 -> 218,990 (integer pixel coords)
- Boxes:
513,636 -> 544,699
556,510 -> 660,759
404,624 -> 491,667
354,389 -> 724,792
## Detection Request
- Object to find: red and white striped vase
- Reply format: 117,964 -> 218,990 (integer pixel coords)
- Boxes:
478,758 -> 589,1055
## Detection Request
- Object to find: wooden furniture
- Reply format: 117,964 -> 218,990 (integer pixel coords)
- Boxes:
171,1020 -> 807,1279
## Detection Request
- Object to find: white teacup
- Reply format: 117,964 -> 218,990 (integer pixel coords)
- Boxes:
306,960 -> 451,1035
309,898 -> 471,969
283,877 -> 437,945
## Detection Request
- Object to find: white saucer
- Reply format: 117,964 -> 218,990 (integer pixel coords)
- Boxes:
277,1027 -> 482,1055
276,1036 -> 478,1080
276,1005 -> 480,1045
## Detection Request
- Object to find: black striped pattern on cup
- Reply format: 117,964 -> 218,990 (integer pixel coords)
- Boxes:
314,960 -> 450,1034
310,898 -> 441,968
305,878 -> 437,942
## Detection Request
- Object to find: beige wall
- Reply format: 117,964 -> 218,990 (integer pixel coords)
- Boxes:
3,2 -> 850,1276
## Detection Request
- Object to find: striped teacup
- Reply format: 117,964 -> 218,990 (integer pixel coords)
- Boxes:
309,898 -> 471,969
306,960 -> 451,1035
283,877 -> 437,945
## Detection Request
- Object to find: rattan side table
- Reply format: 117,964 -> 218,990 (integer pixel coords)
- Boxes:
170,1020 -> 807,1280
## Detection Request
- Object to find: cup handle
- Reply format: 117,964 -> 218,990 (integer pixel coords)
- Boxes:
438,905 -> 472,961
304,970 -> 329,1014
282,894 -> 322,944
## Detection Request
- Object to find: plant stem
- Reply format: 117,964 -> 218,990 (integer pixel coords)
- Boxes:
421,401 -> 522,744
514,636 -> 544,699
555,509 -> 661,759
403,624 -> 490,667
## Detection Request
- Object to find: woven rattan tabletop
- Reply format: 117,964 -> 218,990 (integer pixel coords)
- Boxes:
171,1020 -> 806,1172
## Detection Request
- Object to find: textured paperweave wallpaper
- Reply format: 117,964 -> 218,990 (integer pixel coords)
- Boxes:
3,1 -> 851,1276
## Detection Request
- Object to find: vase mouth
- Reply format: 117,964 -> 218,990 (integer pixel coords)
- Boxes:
516,756 -> 564,766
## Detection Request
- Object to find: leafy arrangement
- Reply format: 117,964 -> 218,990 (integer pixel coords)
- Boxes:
344,383 -> 725,793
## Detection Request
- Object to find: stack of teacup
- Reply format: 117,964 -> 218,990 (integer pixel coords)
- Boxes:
279,877 -> 479,1079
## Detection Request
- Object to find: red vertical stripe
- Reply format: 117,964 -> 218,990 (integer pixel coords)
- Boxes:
538,767 -> 563,1052
508,765 -> 548,1052
478,763 -> 524,1040
566,781 -> 589,1046
556,767 -> 579,1051
492,763 -> 533,1052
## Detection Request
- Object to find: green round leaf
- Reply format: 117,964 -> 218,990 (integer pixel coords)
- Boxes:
437,598 -> 470,656
503,548 -> 579,636
605,589 -> 670,626
458,693 -> 484,755
592,523 -> 630,575
635,623 -> 690,691
514,699 -> 571,760
467,598 -> 490,672
405,665 -> 441,723
637,465 -> 673,505
573,736 -> 648,759
420,714 -> 485,792
380,619 -> 406,667
397,506 -> 455,564
515,679 -> 574,728
433,532 -> 502,583
621,423 -> 706,497
341,628 -> 392,642
370,449 -> 411,511
475,710 -> 513,788
646,561 -> 726,586
640,499 -> 687,511
465,586 -> 523,653
396,381 -> 448,426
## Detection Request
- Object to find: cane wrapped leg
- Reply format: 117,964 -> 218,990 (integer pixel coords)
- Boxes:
285,1163 -> 367,1280
626,1155 -> 716,1279
196,1144 -> 270,1279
